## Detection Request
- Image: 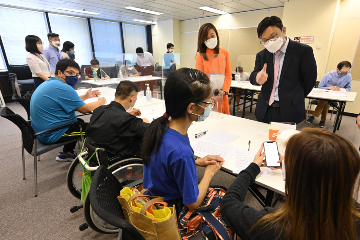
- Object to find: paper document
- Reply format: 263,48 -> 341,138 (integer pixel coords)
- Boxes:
139,110 -> 162,123
233,149 -> 257,173
198,130 -> 239,145
84,96 -> 114,104
192,140 -> 236,161
329,92 -> 347,97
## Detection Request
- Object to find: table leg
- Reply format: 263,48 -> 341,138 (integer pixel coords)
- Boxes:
250,91 -> 254,113
337,102 -> 346,131
232,87 -> 236,116
332,101 -> 345,133
264,190 -> 275,207
249,184 -> 266,207
242,89 -> 247,118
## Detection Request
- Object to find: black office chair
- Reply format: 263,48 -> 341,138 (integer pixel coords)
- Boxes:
8,65 -> 34,96
89,165 -> 145,240
12,94 -> 31,120
0,107 -> 82,197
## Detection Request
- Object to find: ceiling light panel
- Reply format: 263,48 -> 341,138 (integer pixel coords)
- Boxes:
55,7 -> 100,15
199,6 -> 228,15
125,6 -> 163,15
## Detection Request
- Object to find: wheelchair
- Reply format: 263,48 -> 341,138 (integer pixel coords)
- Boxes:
66,140 -> 143,233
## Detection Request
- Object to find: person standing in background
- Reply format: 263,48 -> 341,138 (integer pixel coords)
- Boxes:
61,41 -> 75,60
136,47 -> 155,76
250,16 -> 317,124
163,43 -> 176,77
25,35 -> 54,89
195,23 -> 232,115
42,33 -> 62,74
229,67 -> 249,112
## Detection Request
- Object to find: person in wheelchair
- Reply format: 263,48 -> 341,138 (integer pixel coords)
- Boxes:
86,80 -> 150,159
141,68 -> 224,213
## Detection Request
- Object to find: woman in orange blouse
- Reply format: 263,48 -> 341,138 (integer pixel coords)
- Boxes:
195,23 -> 232,115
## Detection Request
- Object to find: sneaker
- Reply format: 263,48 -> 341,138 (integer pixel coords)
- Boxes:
56,151 -> 77,162
307,115 -> 315,124
236,107 -> 241,112
318,121 -> 325,128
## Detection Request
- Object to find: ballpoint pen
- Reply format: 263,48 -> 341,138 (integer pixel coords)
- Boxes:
248,140 -> 251,151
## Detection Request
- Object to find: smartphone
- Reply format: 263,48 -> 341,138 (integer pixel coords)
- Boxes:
263,141 -> 281,168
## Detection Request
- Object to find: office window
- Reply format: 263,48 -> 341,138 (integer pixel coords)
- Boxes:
90,19 -> 123,66
0,49 -> 6,71
0,7 -> 48,65
123,24 -> 147,54
48,14 -> 92,67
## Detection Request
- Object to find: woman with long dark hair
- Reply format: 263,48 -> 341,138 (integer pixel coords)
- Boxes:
142,68 -> 224,212
221,128 -> 360,240
25,35 -> 53,89
61,41 -> 75,60
195,23 -> 232,115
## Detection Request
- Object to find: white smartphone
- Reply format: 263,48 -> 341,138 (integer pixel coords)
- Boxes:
263,141 -> 281,168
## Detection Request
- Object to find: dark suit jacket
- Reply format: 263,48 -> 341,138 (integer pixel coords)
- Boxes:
250,39 -> 317,124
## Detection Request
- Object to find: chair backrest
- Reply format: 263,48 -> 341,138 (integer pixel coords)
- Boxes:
89,166 -> 145,240
85,140 -> 109,166
8,65 -> 32,80
12,94 -> 31,120
0,107 -> 35,154
315,81 -> 320,88
80,65 -> 91,76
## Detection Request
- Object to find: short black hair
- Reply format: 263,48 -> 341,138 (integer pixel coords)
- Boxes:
62,41 -> 74,52
90,59 -> 99,65
235,67 -> 243,73
257,16 -> 283,38
167,43 -> 174,49
115,80 -> 138,100
136,47 -> 144,53
25,35 -> 42,54
55,58 -> 80,75
47,33 -> 59,40
337,61 -> 352,70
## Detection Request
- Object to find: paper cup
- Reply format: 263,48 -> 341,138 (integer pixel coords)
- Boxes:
268,126 -> 280,141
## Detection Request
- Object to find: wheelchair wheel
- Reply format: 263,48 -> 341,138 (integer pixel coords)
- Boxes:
67,155 -> 86,199
84,158 -> 143,233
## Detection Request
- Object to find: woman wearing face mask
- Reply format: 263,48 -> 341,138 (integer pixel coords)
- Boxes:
61,41 -> 75,60
25,35 -> 54,89
195,23 -> 232,115
119,60 -> 139,78
142,68 -> 224,217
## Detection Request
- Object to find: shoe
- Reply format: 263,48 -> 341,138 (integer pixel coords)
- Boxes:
56,151 -> 77,162
236,107 -> 241,112
307,115 -> 315,124
318,121 -> 325,128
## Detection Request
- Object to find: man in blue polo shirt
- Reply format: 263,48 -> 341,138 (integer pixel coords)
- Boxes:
30,58 -> 106,161
42,33 -> 63,74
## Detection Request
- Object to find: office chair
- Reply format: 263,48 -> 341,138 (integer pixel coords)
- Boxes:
8,65 -> 34,96
12,94 -> 30,120
0,107 -> 82,197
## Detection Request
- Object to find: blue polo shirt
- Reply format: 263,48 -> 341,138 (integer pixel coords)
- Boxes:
30,77 -> 85,144
163,53 -> 175,69
143,127 -> 199,205
42,45 -> 62,73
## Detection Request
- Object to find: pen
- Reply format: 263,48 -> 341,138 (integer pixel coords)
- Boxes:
195,130 -> 208,139
95,94 -> 98,97
248,140 -> 251,151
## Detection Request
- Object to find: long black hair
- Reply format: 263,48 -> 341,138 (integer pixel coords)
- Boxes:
62,41 -> 74,53
25,35 -> 42,54
141,68 -> 212,167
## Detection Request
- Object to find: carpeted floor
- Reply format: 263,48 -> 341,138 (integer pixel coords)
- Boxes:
0,100 -> 359,240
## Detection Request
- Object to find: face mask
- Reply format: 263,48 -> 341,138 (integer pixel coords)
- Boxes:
52,41 -> 61,48
65,75 -> 79,87
191,104 -> 212,122
169,49 -> 174,53
204,38 -> 217,49
127,66 -> 134,71
264,31 -> 284,53
338,72 -> 347,78
93,68 -> 99,71
37,44 -> 44,52
139,55 -> 144,58
68,50 -> 75,54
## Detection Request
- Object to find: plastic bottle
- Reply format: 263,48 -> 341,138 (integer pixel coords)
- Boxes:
146,84 -> 152,101
119,70 -> 123,79
93,70 -> 98,82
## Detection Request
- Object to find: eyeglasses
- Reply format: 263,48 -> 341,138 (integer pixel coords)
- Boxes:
260,31 -> 282,45
65,70 -> 80,78
201,100 -> 216,108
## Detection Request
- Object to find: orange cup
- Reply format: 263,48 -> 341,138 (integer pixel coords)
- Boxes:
268,126 -> 280,141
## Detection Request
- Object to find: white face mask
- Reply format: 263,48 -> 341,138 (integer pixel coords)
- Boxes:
263,32 -> 284,53
204,38 -> 217,49
52,41 -> 61,48
127,66 -> 134,71
93,68 -> 99,71
169,49 -> 174,53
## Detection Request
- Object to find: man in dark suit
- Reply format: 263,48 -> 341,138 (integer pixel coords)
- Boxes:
250,16 -> 317,124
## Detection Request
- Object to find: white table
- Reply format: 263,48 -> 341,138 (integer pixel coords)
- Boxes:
188,111 -> 285,207
307,88 -> 357,133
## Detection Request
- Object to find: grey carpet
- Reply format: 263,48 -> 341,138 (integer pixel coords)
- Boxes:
0,100 -> 359,239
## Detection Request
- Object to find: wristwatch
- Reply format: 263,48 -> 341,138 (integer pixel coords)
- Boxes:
224,91 -> 228,95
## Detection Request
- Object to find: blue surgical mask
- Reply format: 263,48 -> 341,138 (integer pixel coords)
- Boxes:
191,104 -> 212,122
338,72 -> 347,78
65,75 -> 79,87
139,55 -> 144,58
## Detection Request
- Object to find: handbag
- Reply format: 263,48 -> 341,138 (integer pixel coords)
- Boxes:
178,186 -> 233,240
118,188 -> 182,240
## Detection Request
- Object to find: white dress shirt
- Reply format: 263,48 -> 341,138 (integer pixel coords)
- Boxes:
274,36 -> 289,101
136,52 -> 155,67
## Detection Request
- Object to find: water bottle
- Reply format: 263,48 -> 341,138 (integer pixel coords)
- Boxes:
146,84 -> 152,101
93,70 -> 98,82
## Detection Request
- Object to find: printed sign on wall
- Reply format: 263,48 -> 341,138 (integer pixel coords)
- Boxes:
294,36 -> 314,44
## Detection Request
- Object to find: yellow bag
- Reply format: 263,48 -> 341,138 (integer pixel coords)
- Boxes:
118,188 -> 181,240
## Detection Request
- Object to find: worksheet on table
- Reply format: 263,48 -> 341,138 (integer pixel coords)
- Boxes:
192,140 -> 237,161
232,149 -> 274,177
198,130 -> 239,145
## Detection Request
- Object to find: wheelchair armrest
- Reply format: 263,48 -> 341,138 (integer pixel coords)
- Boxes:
35,120 -> 78,136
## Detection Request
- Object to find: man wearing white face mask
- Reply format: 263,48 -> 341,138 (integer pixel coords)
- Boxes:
250,16 -> 317,124
119,60 -> 139,77
42,33 -> 63,74
86,81 -> 150,158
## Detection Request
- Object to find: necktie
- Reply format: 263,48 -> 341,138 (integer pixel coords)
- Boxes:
269,50 -> 281,106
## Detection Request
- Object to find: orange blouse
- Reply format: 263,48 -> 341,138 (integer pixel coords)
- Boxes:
195,48 -> 232,115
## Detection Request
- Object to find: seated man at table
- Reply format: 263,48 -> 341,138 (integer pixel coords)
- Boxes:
86,80 -> 150,159
119,60 -> 140,78
85,59 -> 110,80
307,61 -> 352,128
30,58 -> 106,161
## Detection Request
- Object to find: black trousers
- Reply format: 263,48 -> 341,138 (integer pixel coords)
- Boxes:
263,106 -> 282,123
54,119 -> 87,153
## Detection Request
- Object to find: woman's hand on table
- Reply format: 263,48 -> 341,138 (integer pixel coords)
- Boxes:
196,155 -> 224,167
